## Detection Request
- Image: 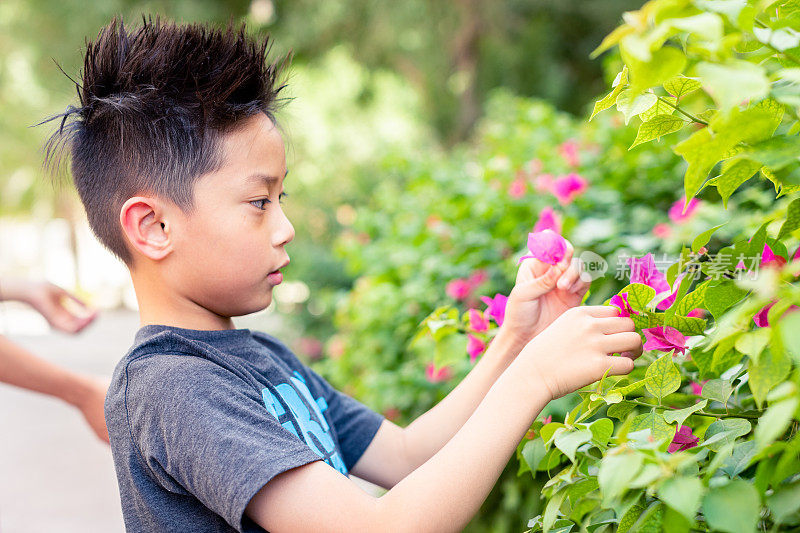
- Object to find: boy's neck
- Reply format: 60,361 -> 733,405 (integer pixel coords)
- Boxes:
131,270 -> 236,331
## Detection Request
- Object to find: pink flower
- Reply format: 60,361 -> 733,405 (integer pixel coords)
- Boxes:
687,308 -> 706,318
690,380 -> 708,396
297,337 -> 323,360
468,309 -> 489,332
480,293 -> 508,327
467,334 -> 486,363
558,139 -> 581,167
533,173 -> 554,192
609,292 -> 635,317
761,243 -> 787,269
533,206 -> 562,234
446,278 -> 472,300
668,196 -> 701,224
627,254 -> 671,295
541,415 -> 553,424
425,363 -> 453,383
518,229 -> 568,265
551,173 -> 588,205
468,269 -> 488,287
509,178 -> 527,198
668,425 -> 699,453
652,223 -> 672,239
643,326 -> 687,355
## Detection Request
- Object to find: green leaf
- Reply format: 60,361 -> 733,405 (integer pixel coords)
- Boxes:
700,378 -> 733,406
591,67 -> 629,120
753,26 -> 800,51
704,280 -> 749,321
663,399 -> 708,428
669,12 -> 724,41
703,418 -> 751,452
630,114 -> 687,149
630,411 -> 675,442
701,480 -> 760,533
640,96 -> 676,121
755,397 -> 799,450
591,25 -> 636,58
618,504 -> 645,533
623,45 -> 687,97
616,91 -> 657,125
608,401 -> 635,420
630,501 -> 664,533
554,428 -> 593,463
598,452 -> 643,505
766,480 -> 800,525
589,418 -> 614,446
778,197 -> 800,239
664,312 -> 706,336
748,348 -> 791,408
645,353 -> 682,400
658,476 -> 705,524
618,283 -> 656,310
720,440 -> 757,478
691,223 -> 727,253
663,76 -> 702,98
521,439 -> 547,472
713,159 -> 762,208
696,60 -> 769,110
543,489 -> 567,533
734,328 -> 770,363
736,135 -> 800,171
675,281 -> 709,317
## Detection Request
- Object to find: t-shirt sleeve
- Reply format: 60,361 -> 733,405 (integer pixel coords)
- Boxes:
299,364 -> 385,470
123,354 -> 322,532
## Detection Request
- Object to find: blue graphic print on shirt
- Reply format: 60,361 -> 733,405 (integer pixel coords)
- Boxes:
261,371 -> 348,474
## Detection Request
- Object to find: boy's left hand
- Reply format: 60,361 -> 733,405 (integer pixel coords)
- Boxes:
501,239 -> 590,351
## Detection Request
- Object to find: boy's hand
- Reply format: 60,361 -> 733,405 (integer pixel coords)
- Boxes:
520,305 -> 642,399
501,239 -> 589,350
26,281 -> 97,334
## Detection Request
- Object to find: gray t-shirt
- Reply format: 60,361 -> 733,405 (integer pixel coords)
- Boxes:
105,325 -> 384,532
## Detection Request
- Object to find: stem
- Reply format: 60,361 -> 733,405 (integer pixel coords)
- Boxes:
623,398 -> 762,419
656,95 -> 709,126
753,18 -> 800,65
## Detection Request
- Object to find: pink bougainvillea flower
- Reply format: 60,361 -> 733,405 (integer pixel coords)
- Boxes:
533,206 -> 562,234
446,278 -> 472,300
425,363 -> 453,383
509,178 -> 527,198
480,293 -> 508,327
652,223 -> 672,239
761,243 -> 788,269
668,425 -> 699,453
687,308 -> 706,318
468,269 -> 488,287
643,326 -> 687,355
533,173 -> 554,192
627,254 -> 671,295
551,173 -> 588,205
468,308 -> 489,332
690,380 -> 708,396
609,292 -> 635,317
753,303 -> 772,327
668,196 -> 701,224
383,407 -> 401,421
518,229 -> 569,265
467,333 -> 487,363
558,139 -> 581,167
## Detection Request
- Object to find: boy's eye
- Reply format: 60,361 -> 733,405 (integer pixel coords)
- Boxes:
249,192 -> 288,210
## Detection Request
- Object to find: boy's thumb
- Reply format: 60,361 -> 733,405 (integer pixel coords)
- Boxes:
517,266 -> 560,300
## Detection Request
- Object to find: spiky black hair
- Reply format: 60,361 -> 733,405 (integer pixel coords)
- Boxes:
43,16 -> 293,263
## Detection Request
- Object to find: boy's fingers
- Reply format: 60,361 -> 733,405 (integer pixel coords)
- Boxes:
602,355 -> 635,376
556,260 -> 581,290
598,317 -> 636,334
601,331 -> 642,355
584,305 -> 621,318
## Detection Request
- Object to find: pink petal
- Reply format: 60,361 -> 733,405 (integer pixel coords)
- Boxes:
534,173 -> 554,192
668,196 -> 701,224
425,363 -> 453,383
467,269 -> 488,287
761,244 -> 787,269
468,309 -> 489,332
652,223 -> 672,238
533,206 -> 562,234
558,139 -> 581,167
446,279 -> 472,300
466,334 -> 486,363
521,229 -> 568,265
610,293 -> 634,317
508,178 -> 527,198
687,308 -> 705,318
690,380 -> 708,396
643,326 -> 686,354
551,173 -> 588,205
753,302 -> 775,328
627,254 -> 671,294
668,425 -> 699,453
480,293 -> 508,326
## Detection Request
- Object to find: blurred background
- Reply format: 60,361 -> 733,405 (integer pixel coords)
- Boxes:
0,0 -> 719,531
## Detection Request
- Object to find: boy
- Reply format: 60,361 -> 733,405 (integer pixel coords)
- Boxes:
45,18 -> 642,532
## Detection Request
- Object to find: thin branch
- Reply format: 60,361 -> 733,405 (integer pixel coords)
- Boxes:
657,95 -> 709,126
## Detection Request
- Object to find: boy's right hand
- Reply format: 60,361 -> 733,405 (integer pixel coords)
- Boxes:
520,305 -> 642,400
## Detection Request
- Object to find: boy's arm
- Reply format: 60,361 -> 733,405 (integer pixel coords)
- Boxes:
246,306 -> 641,532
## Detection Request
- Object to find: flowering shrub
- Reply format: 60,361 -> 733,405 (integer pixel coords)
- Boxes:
316,2 -> 800,528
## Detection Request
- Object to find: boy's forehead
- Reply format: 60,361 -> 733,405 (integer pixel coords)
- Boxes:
216,114 -> 286,182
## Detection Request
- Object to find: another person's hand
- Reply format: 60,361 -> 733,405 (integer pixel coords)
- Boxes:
4,279 -> 97,334
520,305 -> 642,399
501,238 -> 589,350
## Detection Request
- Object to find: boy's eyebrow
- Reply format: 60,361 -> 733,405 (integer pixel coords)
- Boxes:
244,168 -> 289,185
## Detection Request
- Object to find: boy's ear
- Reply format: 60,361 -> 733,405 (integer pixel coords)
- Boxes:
120,197 -> 173,261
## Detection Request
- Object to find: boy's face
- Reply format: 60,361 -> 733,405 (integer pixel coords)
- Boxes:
166,113 -> 293,318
